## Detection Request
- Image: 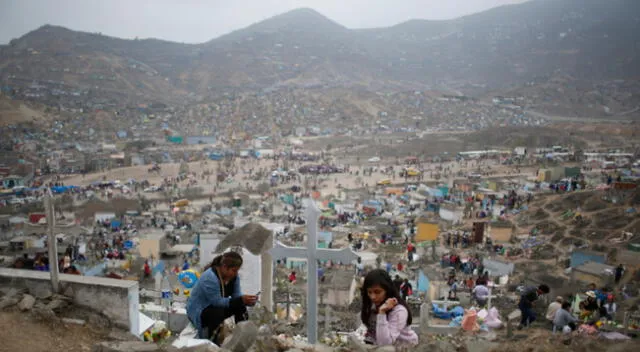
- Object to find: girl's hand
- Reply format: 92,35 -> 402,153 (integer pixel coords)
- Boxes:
378,298 -> 398,313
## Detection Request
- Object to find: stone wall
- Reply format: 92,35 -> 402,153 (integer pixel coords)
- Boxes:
0,268 -> 139,335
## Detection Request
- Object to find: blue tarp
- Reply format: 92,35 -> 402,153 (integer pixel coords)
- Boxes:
216,208 -> 232,216
209,152 -> 224,160
451,306 -> 465,317
81,262 -> 106,277
417,270 -> 429,293
50,185 -> 78,193
111,220 -> 122,229
570,251 -> 606,268
432,304 -> 464,320
152,261 -> 165,277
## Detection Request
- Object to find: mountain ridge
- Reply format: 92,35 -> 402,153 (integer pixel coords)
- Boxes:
0,0 -> 638,115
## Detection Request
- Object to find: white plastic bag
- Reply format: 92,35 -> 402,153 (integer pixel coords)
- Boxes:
484,307 -> 503,329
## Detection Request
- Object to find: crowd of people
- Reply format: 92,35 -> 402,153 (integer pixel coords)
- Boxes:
518,280 -> 627,335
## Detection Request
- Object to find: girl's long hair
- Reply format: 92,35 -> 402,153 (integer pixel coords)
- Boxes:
360,269 -> 412,325
203,251 -> 243,272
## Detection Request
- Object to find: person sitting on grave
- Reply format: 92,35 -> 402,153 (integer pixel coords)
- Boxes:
472,284 -> 490,307
603,294 -> 617,320
361,269 -> 418,347
583,291 -> 599,315
553,301 -> 578,333
186,252 -> 258,342
546,296 -> 564,324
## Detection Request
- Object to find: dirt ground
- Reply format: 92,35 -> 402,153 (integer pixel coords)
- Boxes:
0,94 -> 49,126
487,328 -> 639,352
0,310 -> 107,352
60,156 -> 535,205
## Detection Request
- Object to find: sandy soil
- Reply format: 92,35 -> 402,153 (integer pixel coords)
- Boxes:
0,94 -> 48,126
60,158 -> 536,203
0,310 -> 107,352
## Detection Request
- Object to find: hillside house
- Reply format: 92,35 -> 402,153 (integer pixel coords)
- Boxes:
84,152 -> 114,172
1,175 -> 25,189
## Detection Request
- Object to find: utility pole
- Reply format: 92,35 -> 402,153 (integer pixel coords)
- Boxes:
45,189 -> 60,293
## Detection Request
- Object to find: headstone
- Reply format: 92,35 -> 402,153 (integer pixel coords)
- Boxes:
154,271 -> 163,305
201,233 -> 273,312
270,199 -> 359,344
419,302 -> 431,332
154,272 -> 163,291
324,306 -> 331,333
507,309 -> 521,321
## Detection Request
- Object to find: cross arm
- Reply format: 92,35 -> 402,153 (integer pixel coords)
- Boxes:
269,242 -> 308,259
315,247 -> 360,263
269,241 -> 360,264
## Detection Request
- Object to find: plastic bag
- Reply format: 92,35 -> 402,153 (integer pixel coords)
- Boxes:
461,308 -> 479,331
449,316 -> 463,327
484,307 -> 503,329
451,306 -> 465,318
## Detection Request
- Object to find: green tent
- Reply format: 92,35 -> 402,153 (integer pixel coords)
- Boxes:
166,135 -> 183,144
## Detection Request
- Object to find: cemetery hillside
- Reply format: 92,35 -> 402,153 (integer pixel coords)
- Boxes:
1,0 -> 640,351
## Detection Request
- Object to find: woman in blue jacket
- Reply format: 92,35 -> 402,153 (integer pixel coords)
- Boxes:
187,251 -> 258,341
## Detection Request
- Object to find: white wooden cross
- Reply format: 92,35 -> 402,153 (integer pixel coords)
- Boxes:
270,199 -> 359,344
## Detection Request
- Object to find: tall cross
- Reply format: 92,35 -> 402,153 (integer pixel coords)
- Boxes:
270,199 -> 359,344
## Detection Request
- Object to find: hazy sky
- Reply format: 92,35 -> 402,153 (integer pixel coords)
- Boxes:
0,0 -> 529,44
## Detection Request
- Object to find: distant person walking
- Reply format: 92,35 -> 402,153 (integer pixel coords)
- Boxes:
615,264 -> 624,284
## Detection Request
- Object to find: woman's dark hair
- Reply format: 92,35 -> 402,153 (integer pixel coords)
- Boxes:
538,284 -> 550,294
204,251 -> 243,271
561,301 -> 571,310
360,269 -> 412,325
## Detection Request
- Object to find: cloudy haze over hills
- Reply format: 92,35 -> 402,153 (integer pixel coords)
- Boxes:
0,0 -> 529,44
